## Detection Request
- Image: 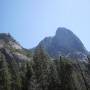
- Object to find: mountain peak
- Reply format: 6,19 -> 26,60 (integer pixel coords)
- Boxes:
35,27 -> 87,59
57,27 -> 69,31
0,33 -> 16,42
56,27 -> 73,37
0,33 -> 11,38
0,33 -> 22,49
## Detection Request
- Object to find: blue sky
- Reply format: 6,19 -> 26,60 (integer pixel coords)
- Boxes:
0,0 -> 90,50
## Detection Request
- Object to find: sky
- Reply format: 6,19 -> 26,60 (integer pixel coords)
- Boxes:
0,0 -> 90,50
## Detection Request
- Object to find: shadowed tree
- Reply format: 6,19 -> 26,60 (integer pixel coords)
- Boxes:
0,52 -> 11,90
60,56 -> 76,90
30,46 -> 59,90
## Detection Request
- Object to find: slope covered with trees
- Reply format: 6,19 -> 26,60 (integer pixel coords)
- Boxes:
0,46 -> 90,90
0,33 -> 90,90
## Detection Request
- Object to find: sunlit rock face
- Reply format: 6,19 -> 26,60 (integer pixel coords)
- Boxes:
0,33 -> 22,49
0,33 -> 31,62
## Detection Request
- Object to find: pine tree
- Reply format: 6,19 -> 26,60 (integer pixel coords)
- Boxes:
0,52 -> 11,90
32,46 -> 50,90
20,62 -> 27,90
28,61 -> 37,90
22,62 -> 33,90
9,59 -> 22,90
48,61 -> 60,90
60,57 -> 75,90
32,46 -> 59,90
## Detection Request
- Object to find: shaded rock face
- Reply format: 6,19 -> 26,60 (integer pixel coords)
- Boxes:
37,27 -> 87,59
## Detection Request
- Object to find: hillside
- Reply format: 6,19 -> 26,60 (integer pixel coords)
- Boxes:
0,32 -> 90,90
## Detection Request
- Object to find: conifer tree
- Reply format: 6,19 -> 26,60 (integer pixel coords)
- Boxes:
28,61 -> 37,90
60,57 -> 75,90
0,52 -> 11,90
9,59 -> 21,90
22,62 -> 33,90
32,46 -> 59,90
32,46 -> 51,90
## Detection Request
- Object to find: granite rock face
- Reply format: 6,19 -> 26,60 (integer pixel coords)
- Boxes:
0,33 -> 32,62
36,27 -> 87,59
